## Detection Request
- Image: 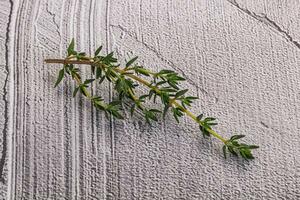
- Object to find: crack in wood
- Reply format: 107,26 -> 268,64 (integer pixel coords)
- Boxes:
45,1 -> 61,37
110,24 -> 210,96
227,0 -> 300,50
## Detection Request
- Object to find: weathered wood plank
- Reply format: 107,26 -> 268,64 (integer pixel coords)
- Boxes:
6,0 -> 110,199
108,0 -> 300,199
0,0 -> 299,199
0,0 -> 12,199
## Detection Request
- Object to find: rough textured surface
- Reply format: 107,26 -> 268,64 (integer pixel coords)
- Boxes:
0,0 -> 299,199
0,0 -> 12,199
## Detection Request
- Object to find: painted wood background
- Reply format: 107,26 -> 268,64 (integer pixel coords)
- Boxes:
0,0 -> 299,199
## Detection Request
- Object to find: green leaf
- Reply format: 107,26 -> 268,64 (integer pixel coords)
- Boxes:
79,85 -> 88,97
126,56 -> 138,68
207,122 -> 218,126
230,135 -> 245,141
73,87 -> 79,97
199,125 -> 210,137
139,95 -> 148,100
223,145 -> 227,159
173,113 -> 180,123
156,81 -> 166,86
92,96 -> 103,102
160,92 -> 170,105
91,66 -> 95,74
204,117 -> 216,122
175,89 -> 188,98
196,114 -> 203,120
135,67 -> 150,76
109,100 -> 121,106
70,67 -> 80,79
107,52 -> 114,58
149,109 -> 161,113
99,76 -> 105,84
94,46 -> 103,56
96,67 -> 102,79
186,96 -> 198,100
158,69 -> 174,75
247,145 -> 259,149
54,69 -> 65,87
84,79 -> 95,85
144,110 -> 158,124
172,107 -> 183,123
111,110 -> 124,119
175,76 -> 185,81
78,52 -> 86,57
148,90 -> 155,100
162,106 -> 170,119
102,52 -> 118,64
168,81 -> 179,90
67,38 -> 75,56
160,87 -> 177,93
227,146 -> 238,156
240,148 -> 254,159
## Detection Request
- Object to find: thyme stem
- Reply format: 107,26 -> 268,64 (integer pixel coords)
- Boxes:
45,58 -> 227,143
45,39 -> 259,159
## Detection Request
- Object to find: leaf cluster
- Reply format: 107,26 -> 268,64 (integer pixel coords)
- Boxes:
50,39 -> 259,160
196,114 -> 218,137
91,96 -> 123,119
223,135 -> 259,159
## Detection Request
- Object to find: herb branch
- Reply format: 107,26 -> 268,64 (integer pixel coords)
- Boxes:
45,39 -> 259,160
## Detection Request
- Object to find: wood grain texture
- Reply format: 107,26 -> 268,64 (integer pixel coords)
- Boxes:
0,0 -> 12,199
0,0 -> 299,199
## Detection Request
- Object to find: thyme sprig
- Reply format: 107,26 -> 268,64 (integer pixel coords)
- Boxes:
45,39 -> 259,160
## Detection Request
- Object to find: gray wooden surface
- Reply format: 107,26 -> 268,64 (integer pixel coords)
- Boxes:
0,0 -> 300,199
